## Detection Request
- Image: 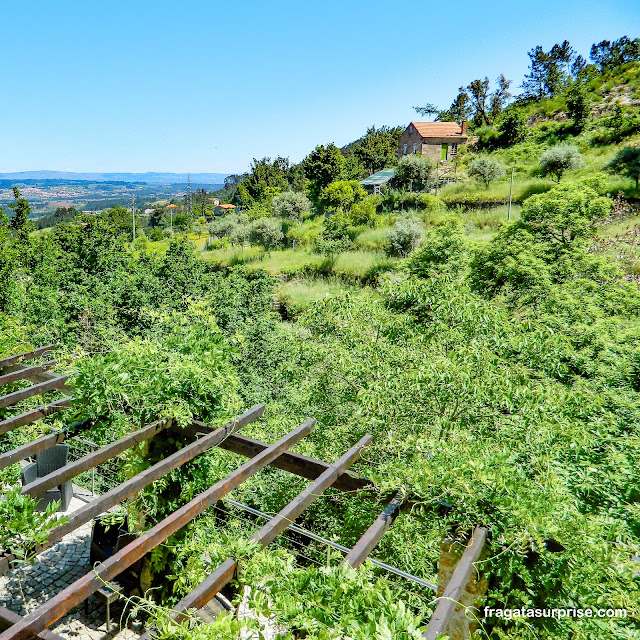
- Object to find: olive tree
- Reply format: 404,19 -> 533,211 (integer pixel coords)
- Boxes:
467,157 -> 506,189
392,155 -> 435,192
272,190 -> 312,220
539,145 -> 583,182
249,218 -> 283,252
386,216 -> 423,257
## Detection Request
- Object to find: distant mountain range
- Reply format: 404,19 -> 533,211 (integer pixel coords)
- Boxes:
0,171 -> 230,185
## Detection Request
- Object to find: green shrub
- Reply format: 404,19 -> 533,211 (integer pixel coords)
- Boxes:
406,215 -> 468,278
391,154 -> 435,191
386,216 -> 423,257
319,180 -> 366,213
349,196 -> 379,227
607,146 -> 640,188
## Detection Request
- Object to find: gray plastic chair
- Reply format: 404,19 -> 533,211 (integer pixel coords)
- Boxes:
20,444 -> 72,512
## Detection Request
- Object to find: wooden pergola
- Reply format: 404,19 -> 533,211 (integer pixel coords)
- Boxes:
0,346 -> 488,640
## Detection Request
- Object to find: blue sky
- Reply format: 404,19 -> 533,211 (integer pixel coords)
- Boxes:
1,0 -> 638,174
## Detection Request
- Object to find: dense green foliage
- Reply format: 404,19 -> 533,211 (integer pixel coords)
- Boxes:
3,30 -> 640,640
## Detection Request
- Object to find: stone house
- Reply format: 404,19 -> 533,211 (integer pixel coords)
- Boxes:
397,121 -> 468,163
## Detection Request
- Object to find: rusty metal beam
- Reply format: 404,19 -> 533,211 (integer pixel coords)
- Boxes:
341,490 -> 405,569
43,405 -> 265,547
0,398 -> 72,436
139,434 -> 373,638
0,346 -> 55,370
180,421 -> 376,496
0,376 -> 70,411
423,526 -> 488,640
0,362 -> 57,387
0,431 -> 66,471
0,419 -> 316,640
21,418 -> 170,499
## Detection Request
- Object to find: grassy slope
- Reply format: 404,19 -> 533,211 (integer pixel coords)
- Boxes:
186,64 -> 640,315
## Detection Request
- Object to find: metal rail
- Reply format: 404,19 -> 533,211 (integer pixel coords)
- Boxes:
224,498 -> 437,590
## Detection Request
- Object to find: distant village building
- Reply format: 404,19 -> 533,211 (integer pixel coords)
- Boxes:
398,121 -> 468,163
359,169 -> 396,195
143,208 -> 155,215
208,197 -> 221,206
215,203 -> 236,215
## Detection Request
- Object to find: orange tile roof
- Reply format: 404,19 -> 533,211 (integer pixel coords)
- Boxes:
411,121 -> 467,138
216,203 -> 236,209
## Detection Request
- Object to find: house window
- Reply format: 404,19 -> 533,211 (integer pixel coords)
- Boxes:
412,143 -> 417,154
408,124 -> 414,134
451,143 -> 458,156
403,144 -> 408,155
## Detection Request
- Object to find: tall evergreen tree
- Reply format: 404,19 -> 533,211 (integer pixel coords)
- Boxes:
9,187 -> 33,247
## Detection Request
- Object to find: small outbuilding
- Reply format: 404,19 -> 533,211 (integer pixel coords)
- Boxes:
359,169 -> 396,195
398,121 -> 468,163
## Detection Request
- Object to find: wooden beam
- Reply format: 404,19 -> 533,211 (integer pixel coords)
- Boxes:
0,376 -> 70,410
0,419 -> 316,640
0,431 -> 66,471
0,362 -> 57,387
0,365 -> 72,395
43,405 -> 265,547
341,490 -> 405,569
181,421 -> 376,495
139,434 -> 373,638
251,434 -> 372,548
0,607 -> 65,640
423,526 -> 488,640
0,398 -> 72,436
0,346 -> 54,370
22,418 -> 171,499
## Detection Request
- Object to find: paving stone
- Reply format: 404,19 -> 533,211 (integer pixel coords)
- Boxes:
0,493 -> 144,640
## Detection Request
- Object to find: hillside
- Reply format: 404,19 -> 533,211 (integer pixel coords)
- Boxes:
2,33 -> 640,640
0,171 -> 230,185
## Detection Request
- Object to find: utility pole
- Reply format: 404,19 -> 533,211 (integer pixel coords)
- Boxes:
187,173 -> 193,218
507,167 -> 514,221
131,195 -> 136,242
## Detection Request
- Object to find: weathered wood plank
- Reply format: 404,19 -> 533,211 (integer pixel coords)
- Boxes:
0,362 -> 57,387
181,421 -> 376,495
423,526 -> 488,640
341,490 -> 405,569
21,418 -> 170,498
0,346 -> 55,370
0,365 -> 72,394
0,398 -> 72,436
0,606 -> 65,640
0,376 -> 70,411
139,434 -> 373,638
0,419 -> 316,640
43,405 -> 265,547
0,431 -> 66,471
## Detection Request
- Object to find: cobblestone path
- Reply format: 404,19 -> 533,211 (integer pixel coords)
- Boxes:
0,488 -> 144,640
